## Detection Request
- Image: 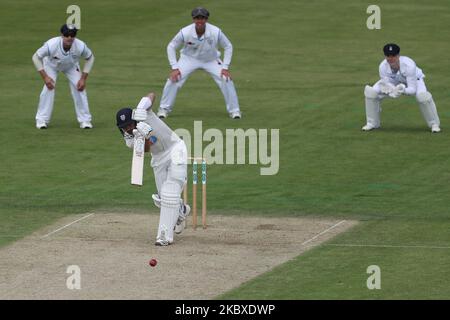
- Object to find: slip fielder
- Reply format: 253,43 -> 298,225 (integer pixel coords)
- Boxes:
157,7 -> 242,119
32,24 -> 94,129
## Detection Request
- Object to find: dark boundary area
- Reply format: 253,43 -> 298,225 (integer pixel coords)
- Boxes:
1,300 -> 442,318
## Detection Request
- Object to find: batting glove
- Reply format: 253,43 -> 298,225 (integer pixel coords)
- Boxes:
136,122 -> 153,139
132,129 -> 144,139
132,108 -> 148,121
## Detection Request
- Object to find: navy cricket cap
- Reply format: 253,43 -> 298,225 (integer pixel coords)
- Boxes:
116,108 -> 135,129
60,24 -> 78,37
383,43 -> 400,56
191,7 -> 209,18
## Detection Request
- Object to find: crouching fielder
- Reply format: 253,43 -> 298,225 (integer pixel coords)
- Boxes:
116,92 -> 190,246
362,43 -> 441,133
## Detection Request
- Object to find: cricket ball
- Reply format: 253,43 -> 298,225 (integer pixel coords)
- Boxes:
149,258 -> 157,267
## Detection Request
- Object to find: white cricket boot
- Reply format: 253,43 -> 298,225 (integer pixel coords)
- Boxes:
362,123 -> 379,131
431,124 -> 441,133
157,109 -> 168,119
36,121 -> 48,129
229,111 -> 242,119
363,85 -> 381,131
174,204 -> 190,234
80,121 -> 93,129
155,229 -> 170,246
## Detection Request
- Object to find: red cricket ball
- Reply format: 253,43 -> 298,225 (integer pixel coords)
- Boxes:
149,258 -> 157,267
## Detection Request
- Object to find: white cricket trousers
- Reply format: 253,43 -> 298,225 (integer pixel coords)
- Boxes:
152,140 -> 188,242
159,54 -> 240,114
366,78 -> 440,128
35,64 -> 92,124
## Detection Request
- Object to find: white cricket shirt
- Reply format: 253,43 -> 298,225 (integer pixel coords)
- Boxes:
167,22 -> 233,69
36,37 -> 92,71
379,56 -> 425,95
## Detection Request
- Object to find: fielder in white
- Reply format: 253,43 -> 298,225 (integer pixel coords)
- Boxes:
116,92 -> 190,246
363,43 -> 441,133
158,7 -> 242,119
32,24 -> 95,129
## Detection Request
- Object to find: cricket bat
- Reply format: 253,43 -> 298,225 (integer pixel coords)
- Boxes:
131,134 -> 145,186
130,97 -> 154,186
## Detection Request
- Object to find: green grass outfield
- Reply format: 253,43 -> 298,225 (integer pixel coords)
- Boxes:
1,0 -> 449,299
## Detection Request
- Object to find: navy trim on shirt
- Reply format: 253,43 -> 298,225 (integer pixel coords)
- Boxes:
81,43 -> 86,57
59,38 -> 69,56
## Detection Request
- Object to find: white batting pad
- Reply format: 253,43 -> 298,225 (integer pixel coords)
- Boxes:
417,92 -> 440,127
157,181 -> 183,242
364,85 -> 381,128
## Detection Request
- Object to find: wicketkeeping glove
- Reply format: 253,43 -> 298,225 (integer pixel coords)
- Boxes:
379,81 -> 395,95
136,122 -> 153,139
132,108 -> 148,121
388,84 -> 405,99
396,83 -> 406,94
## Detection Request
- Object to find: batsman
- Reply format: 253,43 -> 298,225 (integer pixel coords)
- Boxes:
116,91 -> 190,246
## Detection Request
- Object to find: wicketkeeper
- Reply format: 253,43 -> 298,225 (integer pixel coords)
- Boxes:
116,92 -> 190,246
362,43 -> 441,133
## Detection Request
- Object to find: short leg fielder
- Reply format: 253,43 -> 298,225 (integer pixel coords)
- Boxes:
362,79 -> 440,132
